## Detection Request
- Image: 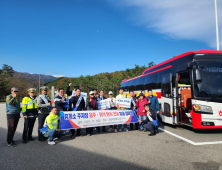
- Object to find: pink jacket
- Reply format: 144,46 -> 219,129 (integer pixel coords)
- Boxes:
136,99 -> 148,116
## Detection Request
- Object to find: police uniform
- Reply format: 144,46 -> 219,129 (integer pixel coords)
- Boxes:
22,88 -> 38,143
37,86 -> 51,141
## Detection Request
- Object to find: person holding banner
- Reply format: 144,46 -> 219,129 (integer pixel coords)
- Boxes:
116,88 -> 128,132
37,86 -> 51,142
128,91 -> 138,131
96,90 -> 107,133
107,91 -> 118,133
85,91 -> 98,136
69,88 -> 85,137
42,107 -> 66,145
22,88 -> 38,143
136,93 -> 148,132
139,104 -> 159,136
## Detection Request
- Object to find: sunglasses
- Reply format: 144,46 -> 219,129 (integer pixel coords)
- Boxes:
14,91 -> 19,92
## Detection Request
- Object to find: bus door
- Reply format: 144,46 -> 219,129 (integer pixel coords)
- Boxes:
176,71 -> 192,126
161,73 -> 174,124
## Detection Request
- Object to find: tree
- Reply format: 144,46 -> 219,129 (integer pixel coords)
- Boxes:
0,64 -> 14,100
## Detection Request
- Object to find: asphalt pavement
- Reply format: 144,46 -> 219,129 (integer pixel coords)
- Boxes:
0,104 -> 222,170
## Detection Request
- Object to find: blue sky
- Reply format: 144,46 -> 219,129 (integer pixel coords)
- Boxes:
0,0 -> 221,78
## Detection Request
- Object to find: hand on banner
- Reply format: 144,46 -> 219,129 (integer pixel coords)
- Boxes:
69,83 -> 72,86
24,116 -> 27,119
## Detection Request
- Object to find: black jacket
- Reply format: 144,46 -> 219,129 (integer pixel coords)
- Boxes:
69,95 -> 85,111
86,97 -> 98,110
142,109 -> 157,124
54,95 -> 67,114
66,86 -> 73,96
129,96 -> 137,110
97,96 -> 107,101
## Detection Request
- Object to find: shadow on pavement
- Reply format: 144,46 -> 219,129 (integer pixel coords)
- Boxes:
0,127 -> 154,170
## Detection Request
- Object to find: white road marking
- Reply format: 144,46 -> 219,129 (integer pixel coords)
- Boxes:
159,127 -> 222,146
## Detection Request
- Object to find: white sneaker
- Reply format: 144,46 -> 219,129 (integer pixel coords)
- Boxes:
124,128 -> 129,132
114,129 -> 117,133
48,140 -> 56,145
108,128 -> 113,132
119,129 -> 122,132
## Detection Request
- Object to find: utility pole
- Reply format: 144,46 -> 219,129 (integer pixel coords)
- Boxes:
215,0 -> 220,50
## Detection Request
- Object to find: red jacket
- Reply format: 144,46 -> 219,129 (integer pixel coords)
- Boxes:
136,99 -> 148,116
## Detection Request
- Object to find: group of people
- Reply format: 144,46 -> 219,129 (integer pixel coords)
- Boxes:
5,84 -> 160,146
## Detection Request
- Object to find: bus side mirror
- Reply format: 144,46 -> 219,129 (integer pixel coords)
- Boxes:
194,68 -> 202,84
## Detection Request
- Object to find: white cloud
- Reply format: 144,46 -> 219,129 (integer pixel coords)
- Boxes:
52,75 -> 65,78
110,0 -> 222,48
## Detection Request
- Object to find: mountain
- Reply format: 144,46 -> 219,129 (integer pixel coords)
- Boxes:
46,62 -> 155,97
19,72 -> 58,83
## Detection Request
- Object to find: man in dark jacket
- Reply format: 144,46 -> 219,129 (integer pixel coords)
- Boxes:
66,83 -> 79,97
96,90 -> 107,133
54,88 -> 67,116
85,91 -> 98,136
128,91 -> 138,130
69,88 -> 85,138
147,89 -> 160,116
139,104 -> 159,136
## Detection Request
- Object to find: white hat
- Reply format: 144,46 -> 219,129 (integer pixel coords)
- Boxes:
89,91 -> 94,95
108,91 -> 113,95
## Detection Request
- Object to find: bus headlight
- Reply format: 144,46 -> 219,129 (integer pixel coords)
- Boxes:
193,104 -> 213,113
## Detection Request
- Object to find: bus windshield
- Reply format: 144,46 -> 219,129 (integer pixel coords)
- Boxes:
194,61 -> 222,98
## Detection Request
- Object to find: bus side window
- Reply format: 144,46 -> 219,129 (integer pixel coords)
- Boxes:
161,73 -> 172,98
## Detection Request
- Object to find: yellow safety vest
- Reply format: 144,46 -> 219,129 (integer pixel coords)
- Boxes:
45,113 -> 59,131
22,96 -> 38,112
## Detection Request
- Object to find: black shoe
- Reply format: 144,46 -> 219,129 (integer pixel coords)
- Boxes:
23,139 -> 27,144
156,129 -> 159,133
76,133 -> 83,137
71,134 -> 75,139
8,142 -> 16,147
148,132 -> 156,136
27,137 -> 35,141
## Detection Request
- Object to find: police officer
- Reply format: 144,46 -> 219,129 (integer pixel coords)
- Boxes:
22,88 -> 38,143
37,86 -> 51,142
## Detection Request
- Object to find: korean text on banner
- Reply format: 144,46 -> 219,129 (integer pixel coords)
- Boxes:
116,98 -> 131,108
60,110 -> 139,129
100,99 -> 111,110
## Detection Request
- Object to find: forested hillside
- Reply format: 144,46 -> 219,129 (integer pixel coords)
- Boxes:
46,62 -> 155,96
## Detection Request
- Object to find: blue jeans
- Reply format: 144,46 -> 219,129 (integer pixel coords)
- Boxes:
118,124 -> 127,130
138,115 -> 147,130
43,129 -> 65,141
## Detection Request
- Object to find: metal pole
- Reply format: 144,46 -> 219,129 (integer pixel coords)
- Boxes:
215,0 -> 220,50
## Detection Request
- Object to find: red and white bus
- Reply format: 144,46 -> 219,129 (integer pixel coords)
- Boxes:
121,50 -> 222,129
